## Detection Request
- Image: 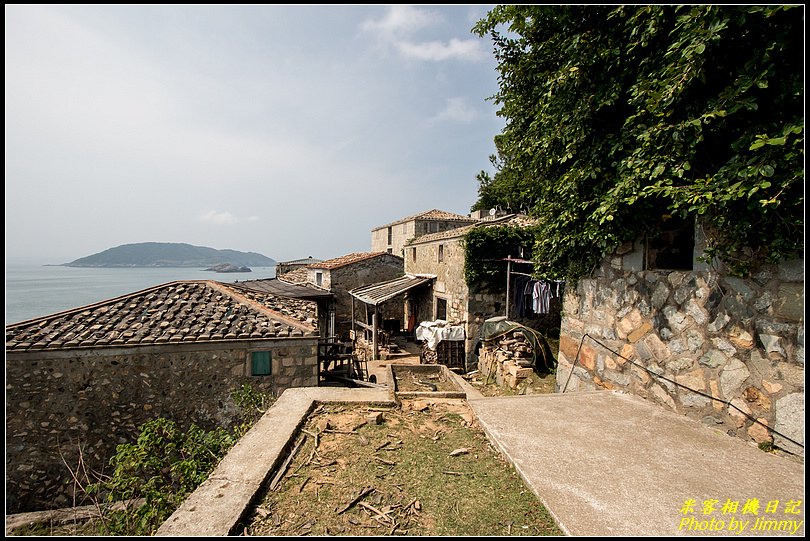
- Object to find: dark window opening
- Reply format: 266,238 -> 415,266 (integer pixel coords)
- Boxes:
435,297 -> 447,320
251,351 -> 272,376
438,244 -> 444,262
387,248 -> 393,254
645,214 -> 695,270
387,226 -> 392,245
315,271 -> 323,287
411,247 -> 417,262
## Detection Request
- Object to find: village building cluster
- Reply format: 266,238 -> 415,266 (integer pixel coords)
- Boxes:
5,207 -> 805,513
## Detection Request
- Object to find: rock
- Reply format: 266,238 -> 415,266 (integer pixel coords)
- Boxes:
777,258 -> 804,282
773,284 -> 804,321
747,418 -> 772,444
774,393 -> 804,455
680,391 -> 710,408
712,337 -> 737,357
663,306 -> 690,333
627,322 -> 653,343
759,334 -> 785,359
728,327 -> 755,349
684,299 -> 708,325
651,282 -> 670,309
699,349 -> 727,369
761,379 -> 783,395
720,359 -> 750,399
667,357 -> 693,372
651,383 -> 676,410
449,448 -> 469,457
366,412 -> 384,425
742,386 -> 771,411
728,398 -> 752,428
753,291 -> 773,313
675,369 -> 706,391
723,277 -> 756,302
709,380 -> 723,411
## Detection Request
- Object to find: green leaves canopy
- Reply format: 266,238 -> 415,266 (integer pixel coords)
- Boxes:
473,5 -> 803,279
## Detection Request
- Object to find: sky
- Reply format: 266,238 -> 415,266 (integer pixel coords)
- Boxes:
5,5 -> 505,263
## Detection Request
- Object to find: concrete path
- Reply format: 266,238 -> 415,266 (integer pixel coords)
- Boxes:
469,391 -> 805,537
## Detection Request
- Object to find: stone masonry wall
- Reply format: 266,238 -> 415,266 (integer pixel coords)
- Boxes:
329,256 -> 404,337
5,338 -> 317,513
557,258 -> 804,455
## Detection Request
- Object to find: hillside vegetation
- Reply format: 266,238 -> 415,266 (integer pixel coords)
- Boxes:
64,242 -> 275,268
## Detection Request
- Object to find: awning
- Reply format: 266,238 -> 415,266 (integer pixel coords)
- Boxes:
227,278 -> 334,300
349,275 -> 434,306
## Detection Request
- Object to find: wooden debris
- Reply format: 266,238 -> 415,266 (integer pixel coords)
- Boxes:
442,470 -> 463,475
373,456 -> 396,466
367,411 -> 384,425
336,486 -> 375,514
375,440 -> 391,451
269,437 -> 305,491
449,447 -> 469,457
298,476 -> 310,493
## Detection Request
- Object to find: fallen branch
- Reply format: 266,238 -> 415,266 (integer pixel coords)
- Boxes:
269,437 -> 305,491
336,486 -> 375,514
442,471 -> 463,476
373,456 -> 396,466
358,502 -> 393,523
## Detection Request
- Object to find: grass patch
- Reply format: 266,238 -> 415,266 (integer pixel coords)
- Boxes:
245,401 -> 561,536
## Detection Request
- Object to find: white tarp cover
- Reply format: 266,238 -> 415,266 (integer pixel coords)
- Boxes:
416,320 -> 465,349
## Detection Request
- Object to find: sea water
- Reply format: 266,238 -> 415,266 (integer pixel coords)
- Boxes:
4,261 -> 276,324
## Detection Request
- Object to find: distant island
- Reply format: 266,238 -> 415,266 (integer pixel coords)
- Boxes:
204,263 -> 252,273
63,242 -> 275,268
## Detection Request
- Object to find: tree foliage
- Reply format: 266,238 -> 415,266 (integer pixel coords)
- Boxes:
473,5 -> 804,279
464,225 -> 536,292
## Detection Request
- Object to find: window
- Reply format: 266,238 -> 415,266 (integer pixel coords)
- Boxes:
645,214 -> 695,271
387,248 -> 393,254
435,297 -> 447,321
315,271 -> 323,287
387,226 -> 392,245
250,351 -> 272,376
438,244 -> 444,262
429,222 -> 439,233
411,247 -> 417,262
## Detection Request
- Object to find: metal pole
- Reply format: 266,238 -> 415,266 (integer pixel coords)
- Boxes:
351,297 -> 354,340
505,255 -> 511,319
372,310 -> 378,361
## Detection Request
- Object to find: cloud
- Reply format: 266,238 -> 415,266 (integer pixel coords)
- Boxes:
361,5 -> 439,37
362,6 -> 482,62
398,38 -> 484,62
199,210 -> 239,225
246,216 -> 261,222
431,97 -> 479,124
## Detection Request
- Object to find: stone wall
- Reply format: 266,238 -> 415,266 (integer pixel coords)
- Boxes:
557,257 -> 804,455
328,255 -> 404,337
5,338 -> 318,513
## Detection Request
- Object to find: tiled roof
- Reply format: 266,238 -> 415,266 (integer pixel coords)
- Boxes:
307,252 -> 402,270
407,214 -> 537,245
5,280 -> 318,352
372,209 -> 478,231
276,267 -> 309,284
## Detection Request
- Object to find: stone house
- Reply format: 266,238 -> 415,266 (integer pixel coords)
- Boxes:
5,280 -> 320,513
306,252 -> 404,337
556,228 -> 804,454
371,209 -> 479,257
404,215 -> 536,369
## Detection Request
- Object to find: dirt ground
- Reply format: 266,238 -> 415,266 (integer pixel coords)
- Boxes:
242,400 -> 561,536
391,366 -> 460,393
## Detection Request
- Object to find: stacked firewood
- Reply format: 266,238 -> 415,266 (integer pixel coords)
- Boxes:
478,330 -> 535,389
485,330 -> 534,367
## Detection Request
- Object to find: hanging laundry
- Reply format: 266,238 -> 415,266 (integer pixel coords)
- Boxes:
532,281 -> 551,314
